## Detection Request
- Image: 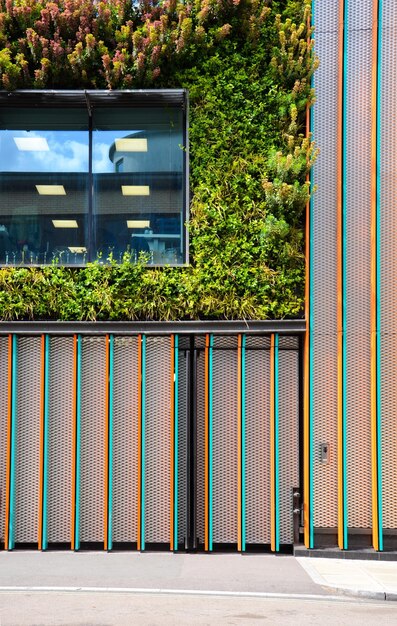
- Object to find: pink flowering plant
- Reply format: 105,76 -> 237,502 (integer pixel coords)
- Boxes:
0,0 -> 318,321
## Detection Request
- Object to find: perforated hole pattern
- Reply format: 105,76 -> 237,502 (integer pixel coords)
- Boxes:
112,337 -> 139,543
15,337 -> 41,543
212,348 -> 238,544
145,337 -> 171,544
47,337 -> 74,543
245,349 -> 271,544
79,337 -> 106,543
0,337 -> 8,542
380,2 -> 397,530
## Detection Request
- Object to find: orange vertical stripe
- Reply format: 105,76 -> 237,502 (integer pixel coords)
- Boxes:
270,334 -> 276,552
104,335 -> 109,551
71,335 -> 77,550
38,335 -> 45,550
4,335 -> 13,550
371,0 -> 379,552
237,335 -> 242,551
170,336 -> 175,550
204,334 -> 209,551
337,0 -> 345,551
137,335 -> 142,551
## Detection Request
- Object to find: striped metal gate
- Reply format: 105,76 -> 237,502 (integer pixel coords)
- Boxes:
0,329 -> 301,552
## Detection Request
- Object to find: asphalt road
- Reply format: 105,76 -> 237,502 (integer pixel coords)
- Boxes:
0,591 -> 395,626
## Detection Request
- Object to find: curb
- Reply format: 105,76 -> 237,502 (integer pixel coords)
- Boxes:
321,584 -> 397,602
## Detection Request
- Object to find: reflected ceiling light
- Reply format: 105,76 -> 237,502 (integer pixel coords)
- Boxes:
122,185 -> 150,196
36,185 -> 66,195
127,220 -> 151,229
68,246 -> 87,253
14,137 -> 50,151
115,138 -> 148,152
52,220 -> 78,228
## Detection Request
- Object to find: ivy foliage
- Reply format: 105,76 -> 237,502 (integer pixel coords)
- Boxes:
0,0 -> 317,320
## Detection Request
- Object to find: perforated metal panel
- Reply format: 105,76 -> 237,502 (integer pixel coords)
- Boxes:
112,336 -> 139,543
380,0 -> 397,530
279,337 -> 299,350
311,29 -> 339,334
14,337 -> 41,543
245,336 -> 271,350
312,336 -> 338,528
279,350 -> 299,543
382,0 -> 397,30
177,347 -> 188,545
196,349 -> 206,545
245,348 -> 271,544
145,337 -> 171,544
311,8 -> 339,532
313,0 -> 339,34
347,0 -> 373,30
79,337 -> 106,543
212,345 -> 238,544
0,337 -> 9,543
345,9 -> 373,530
47,337 -> 74,543
213,336 -> 238,350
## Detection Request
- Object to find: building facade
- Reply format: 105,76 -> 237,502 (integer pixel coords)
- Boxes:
0,0 -> 397,554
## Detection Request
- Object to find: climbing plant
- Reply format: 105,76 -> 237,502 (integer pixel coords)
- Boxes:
0,0 -> 317,320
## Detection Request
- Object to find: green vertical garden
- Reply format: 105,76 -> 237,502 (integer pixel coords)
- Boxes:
0,0 -> 317,320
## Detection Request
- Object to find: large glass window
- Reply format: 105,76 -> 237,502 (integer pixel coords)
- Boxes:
93,108 -> 185,264
0,108 -> 89,265
0,91 -> 188,266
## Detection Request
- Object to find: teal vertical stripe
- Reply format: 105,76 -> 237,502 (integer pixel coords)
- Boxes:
376,0 -> 383,551
341,0 -> 349,550
42,335 -> 50,550
8,335 -> 17,550
108,335 -> 114,551
308,0 -> 315,549
208,334 -> 214,551
241,335 -> 246,552
174,335 -> 179,551
74,335 -> 82,551
274,334 -> 280,552
141,334 -> 146,551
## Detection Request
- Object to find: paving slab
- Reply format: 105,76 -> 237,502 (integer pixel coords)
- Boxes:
297,557 -> 397,599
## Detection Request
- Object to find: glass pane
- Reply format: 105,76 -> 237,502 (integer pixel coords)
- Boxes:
0,108 -> 89,265
92,107 -> 185,264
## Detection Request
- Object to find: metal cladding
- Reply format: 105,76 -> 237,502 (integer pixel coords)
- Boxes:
307,0 -> 397,551
0,332 -> 300,552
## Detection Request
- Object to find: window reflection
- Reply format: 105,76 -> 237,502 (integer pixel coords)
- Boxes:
93,108 -> 184,264
0,98 -> 187,266
0,108 -> 89,265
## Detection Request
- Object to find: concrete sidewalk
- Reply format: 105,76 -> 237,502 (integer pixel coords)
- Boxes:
298,557 -> 397,600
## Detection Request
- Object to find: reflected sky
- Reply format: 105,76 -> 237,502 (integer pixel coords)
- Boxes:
0,128 -> 182,174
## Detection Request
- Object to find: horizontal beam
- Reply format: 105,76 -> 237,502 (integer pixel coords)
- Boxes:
0,320 -> 306,336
